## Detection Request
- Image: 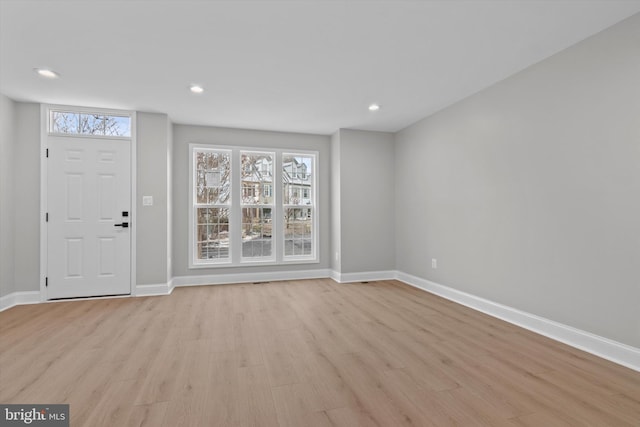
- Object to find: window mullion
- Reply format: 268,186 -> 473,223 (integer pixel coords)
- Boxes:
274,151 -> 283,264
231,149 -> 242,264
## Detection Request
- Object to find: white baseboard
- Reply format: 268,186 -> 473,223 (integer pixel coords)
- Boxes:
331,270 -> 396,283
395,271 -> 640,372
0,291 -> 41,312
135,282 -> 174,297
172,268 -> 333,288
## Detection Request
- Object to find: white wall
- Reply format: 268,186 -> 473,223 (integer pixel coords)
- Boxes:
395,13 -> 640,348
136,112 -> 171,286
172,124 -> 331,277
336,129 -> 395,274
12,103 -> 41,293
167,118 -> 173,282
0,94 -> 16,297
330,131 -> 341,272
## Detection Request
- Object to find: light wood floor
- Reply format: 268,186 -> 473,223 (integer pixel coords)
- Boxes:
1,279 -> 639,426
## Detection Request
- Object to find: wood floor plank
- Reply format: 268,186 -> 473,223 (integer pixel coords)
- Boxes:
1,278 -> 639,426
126,402 -> 169,427
271,382 -> 332,427
259,328 -> 300,387
161,389 -> 208,427
324,406 -> 363,426
236,365 -> 279,427
439,386 -> 519,427
200,350 -> 240,426
82,379 -> 144,427
511,411 -> 576,427
378,367 -> 456,426
235,311 -> 266,366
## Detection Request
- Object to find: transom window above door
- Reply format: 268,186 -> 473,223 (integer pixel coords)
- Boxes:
49,110 -> 131,137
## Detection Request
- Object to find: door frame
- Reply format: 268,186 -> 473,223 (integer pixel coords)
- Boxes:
39,104 -> 137,301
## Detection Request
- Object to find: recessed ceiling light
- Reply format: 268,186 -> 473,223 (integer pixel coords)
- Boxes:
190,84 -> 204,94
34,68 -> 59,79
368,103 -> 380,111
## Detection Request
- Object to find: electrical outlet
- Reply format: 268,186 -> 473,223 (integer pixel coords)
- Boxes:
431,258 -> 437,269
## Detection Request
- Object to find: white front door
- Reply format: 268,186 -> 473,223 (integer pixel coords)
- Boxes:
47,136 -> 131,299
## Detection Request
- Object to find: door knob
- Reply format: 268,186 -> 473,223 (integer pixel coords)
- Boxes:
114,222 -> 129,228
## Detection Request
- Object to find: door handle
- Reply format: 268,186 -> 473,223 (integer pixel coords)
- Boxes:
114,222 -> 129,228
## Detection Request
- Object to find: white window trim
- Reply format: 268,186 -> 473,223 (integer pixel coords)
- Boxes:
282,152 -> 317,262
189,146 -> 233,267
189,144 -> 319,268
239,150 -> 276,264
48,107 -> 133,139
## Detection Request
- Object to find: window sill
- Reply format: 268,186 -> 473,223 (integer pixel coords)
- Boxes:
188,258 -> 319,269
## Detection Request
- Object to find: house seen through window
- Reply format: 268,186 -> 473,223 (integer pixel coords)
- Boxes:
190,145 -> 317,267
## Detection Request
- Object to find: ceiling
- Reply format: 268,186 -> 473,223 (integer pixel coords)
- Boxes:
1,1 -> 639,135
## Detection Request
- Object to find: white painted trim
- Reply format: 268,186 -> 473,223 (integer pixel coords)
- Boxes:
130,112 -> 137,296
172,268 -> 332,287
188,145 -> 234,269
1,289 -> 154,311
282,150 -> 319,264
396,271 -> 640,372
188,145 -> 320,269
0,291 -> 41,312
136,282 -> 174,297
330,269 -> 341,282
330,270 -> 396,283
45,105 -> 136,135
39,105 -> 48,302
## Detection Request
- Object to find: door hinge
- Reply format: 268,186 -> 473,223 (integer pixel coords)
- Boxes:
45,277 -> 48,287
46,148 -> 49,158
46,212 -> 48,222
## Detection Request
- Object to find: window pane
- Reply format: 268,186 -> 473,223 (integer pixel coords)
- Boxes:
242,207 -> 272,259
195,150 -> 231,205
241,152 -> 273,205
104,115 -> 131,137
50,111 -> 79,133
79,114 -> 106,135
196,207 -> 230,260
284,208 -> 312,257
283,154 -> 313,205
